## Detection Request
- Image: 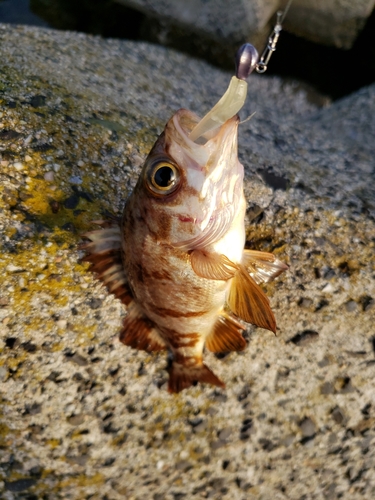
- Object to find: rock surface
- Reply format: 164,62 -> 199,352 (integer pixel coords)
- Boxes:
0,23 -> 375,499
284,0 -> 375,48
117,0 -> 375,50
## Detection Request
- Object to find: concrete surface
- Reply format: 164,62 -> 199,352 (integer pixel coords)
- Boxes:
0,24 -> 374,499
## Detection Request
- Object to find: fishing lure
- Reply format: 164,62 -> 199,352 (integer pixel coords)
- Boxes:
82,42 -> 288,393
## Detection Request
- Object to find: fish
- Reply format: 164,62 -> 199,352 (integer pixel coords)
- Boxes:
81,44 -> 288,393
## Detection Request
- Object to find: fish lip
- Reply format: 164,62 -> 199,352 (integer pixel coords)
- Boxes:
172,111 -> 202,155
167,109 -> 241,189
172,109 -> 240,153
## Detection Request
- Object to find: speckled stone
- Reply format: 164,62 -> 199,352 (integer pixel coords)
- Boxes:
0,23 -> 374,500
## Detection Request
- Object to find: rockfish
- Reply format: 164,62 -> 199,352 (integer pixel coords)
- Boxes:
82,44 -> 287,393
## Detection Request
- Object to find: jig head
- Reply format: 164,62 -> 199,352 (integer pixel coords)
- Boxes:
189,43 -> 258,143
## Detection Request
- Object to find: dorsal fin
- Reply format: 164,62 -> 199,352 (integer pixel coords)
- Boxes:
227,265 -> 277,333
80,220 -> 132,305
206,312 -> 246,352
120,302 -> 166,352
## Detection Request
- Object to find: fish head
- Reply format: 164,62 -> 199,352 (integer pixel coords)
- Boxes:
132,108 -> 244,250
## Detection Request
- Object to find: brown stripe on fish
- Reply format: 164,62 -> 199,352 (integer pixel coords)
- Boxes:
132,263 -> 174,283
155,307 -> 210,318
122,199 -> 158,241
138,203 -> 173,241
166,332 -> 201,350
147,269 -> 174,281
170,352 -> 202,366
134,248 -> 189,283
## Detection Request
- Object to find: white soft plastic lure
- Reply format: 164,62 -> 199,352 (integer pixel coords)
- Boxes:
82,44 -> 288,393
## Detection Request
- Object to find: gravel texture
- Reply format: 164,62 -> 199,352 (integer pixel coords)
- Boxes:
0,24 -> 374,500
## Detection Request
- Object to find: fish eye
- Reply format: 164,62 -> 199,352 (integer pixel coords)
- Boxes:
147,160 -> 181,195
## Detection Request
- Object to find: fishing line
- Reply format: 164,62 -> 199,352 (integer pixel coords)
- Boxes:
189,1 -> 294,142
239,111 -> 256,125
255,0 -> 294,74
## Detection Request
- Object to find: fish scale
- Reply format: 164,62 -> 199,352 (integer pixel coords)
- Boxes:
81,44 -> 288,393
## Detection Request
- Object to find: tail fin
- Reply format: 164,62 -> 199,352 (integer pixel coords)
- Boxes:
168,361 -> 224,393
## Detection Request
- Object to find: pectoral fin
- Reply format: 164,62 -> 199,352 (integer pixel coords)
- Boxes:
190,250 -> 238,280
243,249 -> 288,284
227,265 -> 277,333
206,312 -> 246,352
190,249 -> 277,332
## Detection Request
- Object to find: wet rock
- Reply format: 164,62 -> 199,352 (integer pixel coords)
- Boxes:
67,414 -> 85,426
334,376 -> 355,394
299,417 -> 316,438
237,383 -> 251,402
61,221 -> 76,232
24,403 -> 42,415
318,356 -> 332,368
5,478 -> 37,492
288,330 -> 319,346
175,460 -> 192,472
63,193 -> 80,209
87,297 -> 103,309
258,168 -> 289,191
298,297 -> 313,308
188,417 -> 207,433
360,295 -> 375,312
218,427 -> 232,441
315,298 -> 329,310
331,406 -> 345,425
240,419 -> 254,440
31,142 -> 54,152
361,403 -> 372,417
20,341 -> 37,353
320,382 -> 334,395
258,438 -> 275,451
29,95 -> 46,107
69,353 -> 89,366
49,199 -> 60,213
0,129 -> 21,140
345,300 -> 358,312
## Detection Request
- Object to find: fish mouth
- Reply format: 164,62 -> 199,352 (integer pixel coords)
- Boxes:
169,108 -> 239,153
165,109 -> 244,250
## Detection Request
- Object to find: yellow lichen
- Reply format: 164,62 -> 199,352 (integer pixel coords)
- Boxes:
46,438 -> 62,449
58,472 -> 105,488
